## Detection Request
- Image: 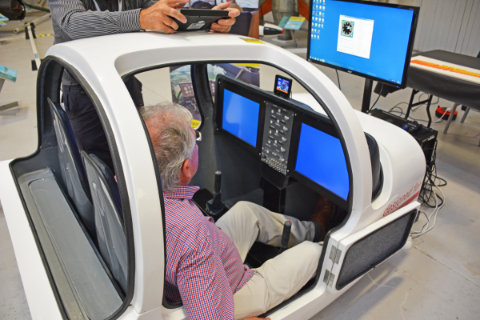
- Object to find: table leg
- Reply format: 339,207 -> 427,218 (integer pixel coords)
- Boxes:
0,101 -> 19,111
443,103 -> 459,134
405,89 -> 418,119
460,106 -> 470,123
405,90 -> 433,127
425,95 -> 433,127
0,79 -> 19,112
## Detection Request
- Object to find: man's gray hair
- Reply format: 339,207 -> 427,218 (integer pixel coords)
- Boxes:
140,103 -> 195,192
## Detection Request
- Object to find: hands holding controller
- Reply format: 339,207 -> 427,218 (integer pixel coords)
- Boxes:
139,0 -> 239,33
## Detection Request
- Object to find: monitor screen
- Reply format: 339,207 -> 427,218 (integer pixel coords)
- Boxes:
308,0 -> 418,87
221,88 -> 260,147
295,123 -> 349,200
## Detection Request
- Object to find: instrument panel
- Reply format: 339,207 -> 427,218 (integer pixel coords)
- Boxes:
215,75 -> 351,206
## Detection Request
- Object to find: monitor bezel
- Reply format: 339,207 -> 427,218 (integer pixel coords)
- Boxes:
307,0 -> 419,88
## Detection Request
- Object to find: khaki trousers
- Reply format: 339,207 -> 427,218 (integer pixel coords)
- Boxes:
216,201 -> 323,319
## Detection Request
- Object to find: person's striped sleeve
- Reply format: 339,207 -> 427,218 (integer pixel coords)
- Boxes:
48,0 -> 153,41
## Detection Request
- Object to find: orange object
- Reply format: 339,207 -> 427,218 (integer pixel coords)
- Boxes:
259,0 -> 272,16
248,10 -> 260,39
298,0 -> 310,21
435,106 -> 458,120
411,59 -> 480,78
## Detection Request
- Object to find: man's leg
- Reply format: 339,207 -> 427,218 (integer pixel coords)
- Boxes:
216,201 -> 318,261
233,241 -> 322,319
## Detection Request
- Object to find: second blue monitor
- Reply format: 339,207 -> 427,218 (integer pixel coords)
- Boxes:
222,88 -> 260,147
295,123 -> 349,200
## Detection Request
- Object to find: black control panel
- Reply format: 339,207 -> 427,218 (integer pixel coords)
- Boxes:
215,74 -> 351,208
261,103 -> 295,175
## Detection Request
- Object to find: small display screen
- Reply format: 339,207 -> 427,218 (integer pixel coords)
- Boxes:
295,123 -> 349,200
274,75 -> 292,98
221,88 -> 260,147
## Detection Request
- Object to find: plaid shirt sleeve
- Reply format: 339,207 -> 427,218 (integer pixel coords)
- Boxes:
176,226 -> 234,320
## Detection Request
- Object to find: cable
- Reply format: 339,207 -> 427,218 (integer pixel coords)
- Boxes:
435,176 -> 447,187
388,106 -> 404,116
419,170 -> 445,208
412,183 -> 445,237
411,180 -> 445,238
367,93 -> 381,113
410,138 -> 447,239
388,102 -> 409,117
391,101 -> 409,109
335,70 -> 342,91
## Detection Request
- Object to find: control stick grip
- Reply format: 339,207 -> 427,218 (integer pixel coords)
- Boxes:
214,170 -> 222,193
281,220 -> 292,251
206,170 -> 226,219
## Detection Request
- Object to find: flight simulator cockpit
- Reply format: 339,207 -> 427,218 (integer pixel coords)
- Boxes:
213,75 -> 351,214
2,26 -> 426,319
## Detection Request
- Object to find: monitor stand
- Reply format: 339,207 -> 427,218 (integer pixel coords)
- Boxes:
361,78 -> 373,113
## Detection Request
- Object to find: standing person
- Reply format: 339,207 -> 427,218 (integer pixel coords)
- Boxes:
48,0 -> 239,169
141,103 -> 323,320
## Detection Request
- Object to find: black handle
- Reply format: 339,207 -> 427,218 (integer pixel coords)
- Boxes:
281,220 -> 292,251
214,170 -> 222,194
206,170 -> 226,219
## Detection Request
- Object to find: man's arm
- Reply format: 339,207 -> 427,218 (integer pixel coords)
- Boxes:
177,234 -> 234,319
48,0 -> 188,40
49,0 -> 142,40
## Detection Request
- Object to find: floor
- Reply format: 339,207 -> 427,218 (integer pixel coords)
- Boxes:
1,10 -> 479,320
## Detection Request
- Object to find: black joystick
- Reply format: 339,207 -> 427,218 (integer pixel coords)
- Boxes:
280,220 -> 292,253
206,170 -> 226,219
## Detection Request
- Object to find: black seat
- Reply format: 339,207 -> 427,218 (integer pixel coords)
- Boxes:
365,133 -> 383,200
82,151 -> 127,294
48,98 -> 95,236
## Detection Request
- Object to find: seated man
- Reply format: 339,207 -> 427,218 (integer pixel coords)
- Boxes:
141,103 -> 323,319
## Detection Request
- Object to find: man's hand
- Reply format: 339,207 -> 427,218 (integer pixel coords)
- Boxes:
210,2 -> 240,33
139,0 -> 188,33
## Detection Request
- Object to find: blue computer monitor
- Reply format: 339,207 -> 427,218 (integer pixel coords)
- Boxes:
221,88 -> 260,147
308,0 -> 418,87
295,123 -> 349,200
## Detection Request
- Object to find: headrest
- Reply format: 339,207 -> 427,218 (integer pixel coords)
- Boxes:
365,132 -> 383,200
